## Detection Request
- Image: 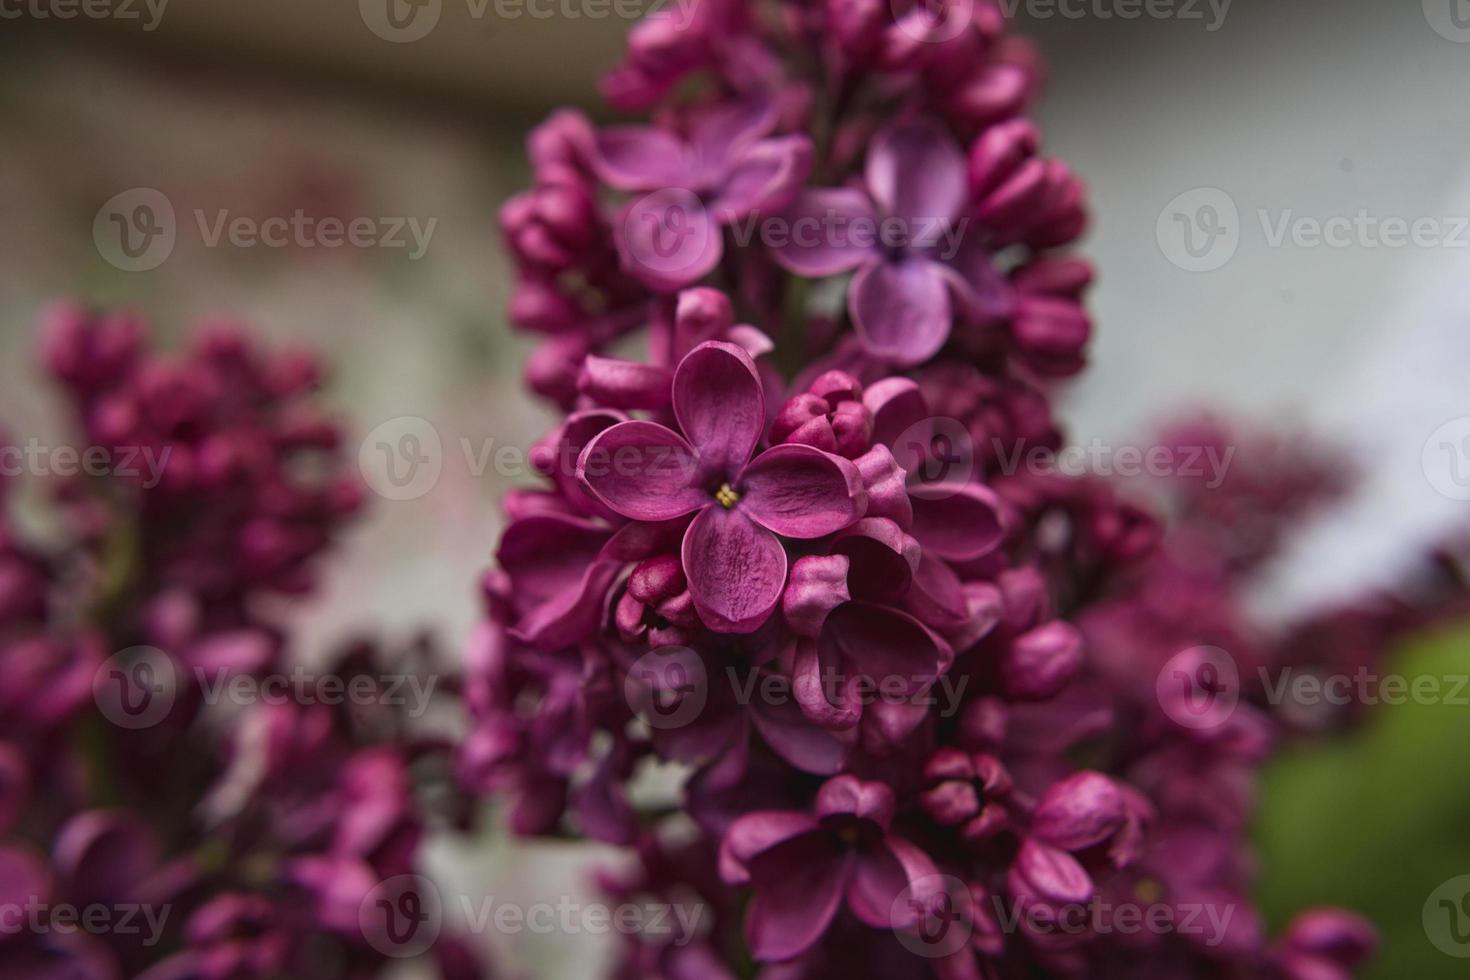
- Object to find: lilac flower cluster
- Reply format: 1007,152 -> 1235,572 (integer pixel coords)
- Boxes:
1,310 -> 481,979
474,2 -> 1380,977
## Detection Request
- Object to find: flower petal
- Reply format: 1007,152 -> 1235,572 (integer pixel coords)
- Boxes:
783,554 -> 851,637
673,341 -> 766,479
577,420 -> 705,521
739,444 -> 866,539
588,125 -> 691,191
830,518 -> 920,602
744,841 -> 847,962
850,258 -> 952,366
824,601 -> 953,695
577,356 -> 673,412
682,506 -> 786,633
618,188 -> 722,291
750,690 -> 851,776
720,811 -> 822,885
710,136 -> 814,221
815,774 -> 896,829
865,118 -> 968,227
768,188 -> 881,277
910,484 -> 1005,561
689,98 -> 780,180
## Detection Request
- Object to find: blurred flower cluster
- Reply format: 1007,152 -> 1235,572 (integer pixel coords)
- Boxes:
471,0 -> 1469,977
1,307 -> 482,979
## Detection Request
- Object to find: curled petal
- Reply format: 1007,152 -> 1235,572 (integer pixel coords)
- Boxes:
1030,771 -> 1126,853
830,518 -> 920,602
793,637 -> 863,731
783,554 -> 852,637
910,484 -> 1005,561
739,444 -> 866,539
577,356 -> 672,411
720,811 -> 821,885
825,601 -> 953,694
588,125 -> 691,191
498,514 -> 619,649
865,118 -> 968,227
768,188 -> 881,277
854,443 -> 913,529
743,840 -> 847,962
815,773 -> 896,829
850,259 -> 952,366
674,341 -> 765,479
1009,839 -> 1094,908
711,136 -> 815,221
862,377 -> 929,449
1002,621 -> 1083,701
682,506 -> 786,633
578,420 -> 704,521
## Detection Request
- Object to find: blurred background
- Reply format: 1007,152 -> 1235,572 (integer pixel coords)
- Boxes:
2,0 -> 1469,975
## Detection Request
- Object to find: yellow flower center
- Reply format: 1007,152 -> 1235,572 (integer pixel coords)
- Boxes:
715,483 -> 740,509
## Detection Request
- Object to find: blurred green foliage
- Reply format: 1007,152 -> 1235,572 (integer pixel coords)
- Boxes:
1255,619 -> 1470,979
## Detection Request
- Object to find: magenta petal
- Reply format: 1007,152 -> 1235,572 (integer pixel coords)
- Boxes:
862,377 -> 929,449
1010,838 -> 1094,907
830,518 -> 920,602
618,188 -> 722,291
682,506 -> 786,633
910,484 -> 1005,561
793,637 -> 863,731
589,124 -> 691,191
904,552 -> 971,633
577,356 -> 673,411
739,444 -> 866,539
689,97 -> 780,178
1030,771 -> 1125,852
750,692 -> 850,776
497,513 -> 619,649
744,845 -> 847,962
865,118 -> 968,227
711,136 -> 814,221
783,554 -> 852,637
720,811 -> 822,885
673,341 -> 766,478
826,601 -> 952,693
815,773 -> 896,828
846,845 -> 909,929
578,420 -> 705,521
853,444 -> 914,529
850,258 -> 952,366
768,188 -> 881,277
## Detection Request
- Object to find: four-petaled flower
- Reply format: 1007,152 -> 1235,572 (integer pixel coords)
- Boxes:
578,341 -> 866,633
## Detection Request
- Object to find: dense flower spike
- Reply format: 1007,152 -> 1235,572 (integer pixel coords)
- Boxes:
472,2 -> 1407,977
1,312 -> 481,979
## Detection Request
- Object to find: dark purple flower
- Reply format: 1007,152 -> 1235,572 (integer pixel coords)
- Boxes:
719,775 -> 940,962
771,119 -> 1006,365
579,341 -> 865,632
